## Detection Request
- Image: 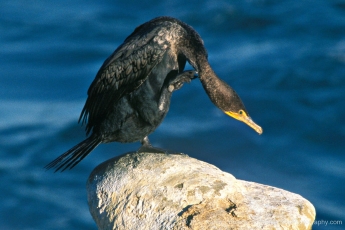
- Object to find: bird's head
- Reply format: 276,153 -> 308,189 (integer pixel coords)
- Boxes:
183,40 -> 262,134
201,75 -> 263,135
222,93 -> 263,135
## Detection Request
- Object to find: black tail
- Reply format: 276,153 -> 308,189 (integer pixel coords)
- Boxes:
45,135 -> 102,172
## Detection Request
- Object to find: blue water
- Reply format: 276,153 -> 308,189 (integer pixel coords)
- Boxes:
1,0 -> 344,229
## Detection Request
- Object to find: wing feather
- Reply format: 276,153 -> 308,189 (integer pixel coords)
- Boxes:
79,25 -> 170,135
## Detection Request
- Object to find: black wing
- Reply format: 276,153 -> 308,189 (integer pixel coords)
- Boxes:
79,22 -> 171,135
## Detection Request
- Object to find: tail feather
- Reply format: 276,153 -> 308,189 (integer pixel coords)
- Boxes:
45,135 -> 102,172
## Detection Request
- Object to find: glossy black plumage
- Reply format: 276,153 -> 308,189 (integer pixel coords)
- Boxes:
46,16 -> 262,172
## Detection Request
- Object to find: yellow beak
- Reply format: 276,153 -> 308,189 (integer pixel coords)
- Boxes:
225,111 -> 263,134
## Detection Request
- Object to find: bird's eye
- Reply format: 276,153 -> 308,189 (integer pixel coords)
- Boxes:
239,110 -> 246,116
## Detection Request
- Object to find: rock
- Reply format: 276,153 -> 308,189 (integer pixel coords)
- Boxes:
87,152 -> 315,230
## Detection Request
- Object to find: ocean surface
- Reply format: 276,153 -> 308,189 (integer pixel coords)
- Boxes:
1,0 -> 344,229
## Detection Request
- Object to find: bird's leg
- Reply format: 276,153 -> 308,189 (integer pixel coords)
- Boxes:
158,70 -> 197,112
168,70 -> 197,92
137,136 -> 185,155
140,136 -> 152,147
137,136 -> 166,153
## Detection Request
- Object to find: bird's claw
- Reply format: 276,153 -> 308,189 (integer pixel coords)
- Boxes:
168,70 -> 197,92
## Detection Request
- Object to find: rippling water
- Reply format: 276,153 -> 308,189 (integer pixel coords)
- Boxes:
1,1 -> 345,229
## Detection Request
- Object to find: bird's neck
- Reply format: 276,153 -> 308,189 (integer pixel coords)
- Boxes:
192,56 -> 233,109
180,42 -> 224,100
197,60 -> 221,94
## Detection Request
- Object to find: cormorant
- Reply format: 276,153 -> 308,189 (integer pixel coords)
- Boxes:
45,16 -> 262,172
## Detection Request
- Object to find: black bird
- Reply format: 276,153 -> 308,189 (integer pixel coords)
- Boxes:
45,16 -> 262,172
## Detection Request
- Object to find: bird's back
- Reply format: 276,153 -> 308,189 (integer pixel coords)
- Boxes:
79,17 -> 193,136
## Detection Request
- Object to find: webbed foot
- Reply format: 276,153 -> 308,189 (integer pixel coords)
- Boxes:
137,136 -> 186,155
168,70 -> 197,92
137,145 -> 167,154
137,136 -> 167,153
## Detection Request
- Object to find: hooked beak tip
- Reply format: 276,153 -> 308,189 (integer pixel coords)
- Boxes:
244,116 -> 263,135
224,111 -> 263,135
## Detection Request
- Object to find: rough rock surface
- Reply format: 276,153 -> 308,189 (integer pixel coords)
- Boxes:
87,151 -> 315,230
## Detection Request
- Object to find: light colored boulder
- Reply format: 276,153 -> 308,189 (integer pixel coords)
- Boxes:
87,152 -> 315,230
